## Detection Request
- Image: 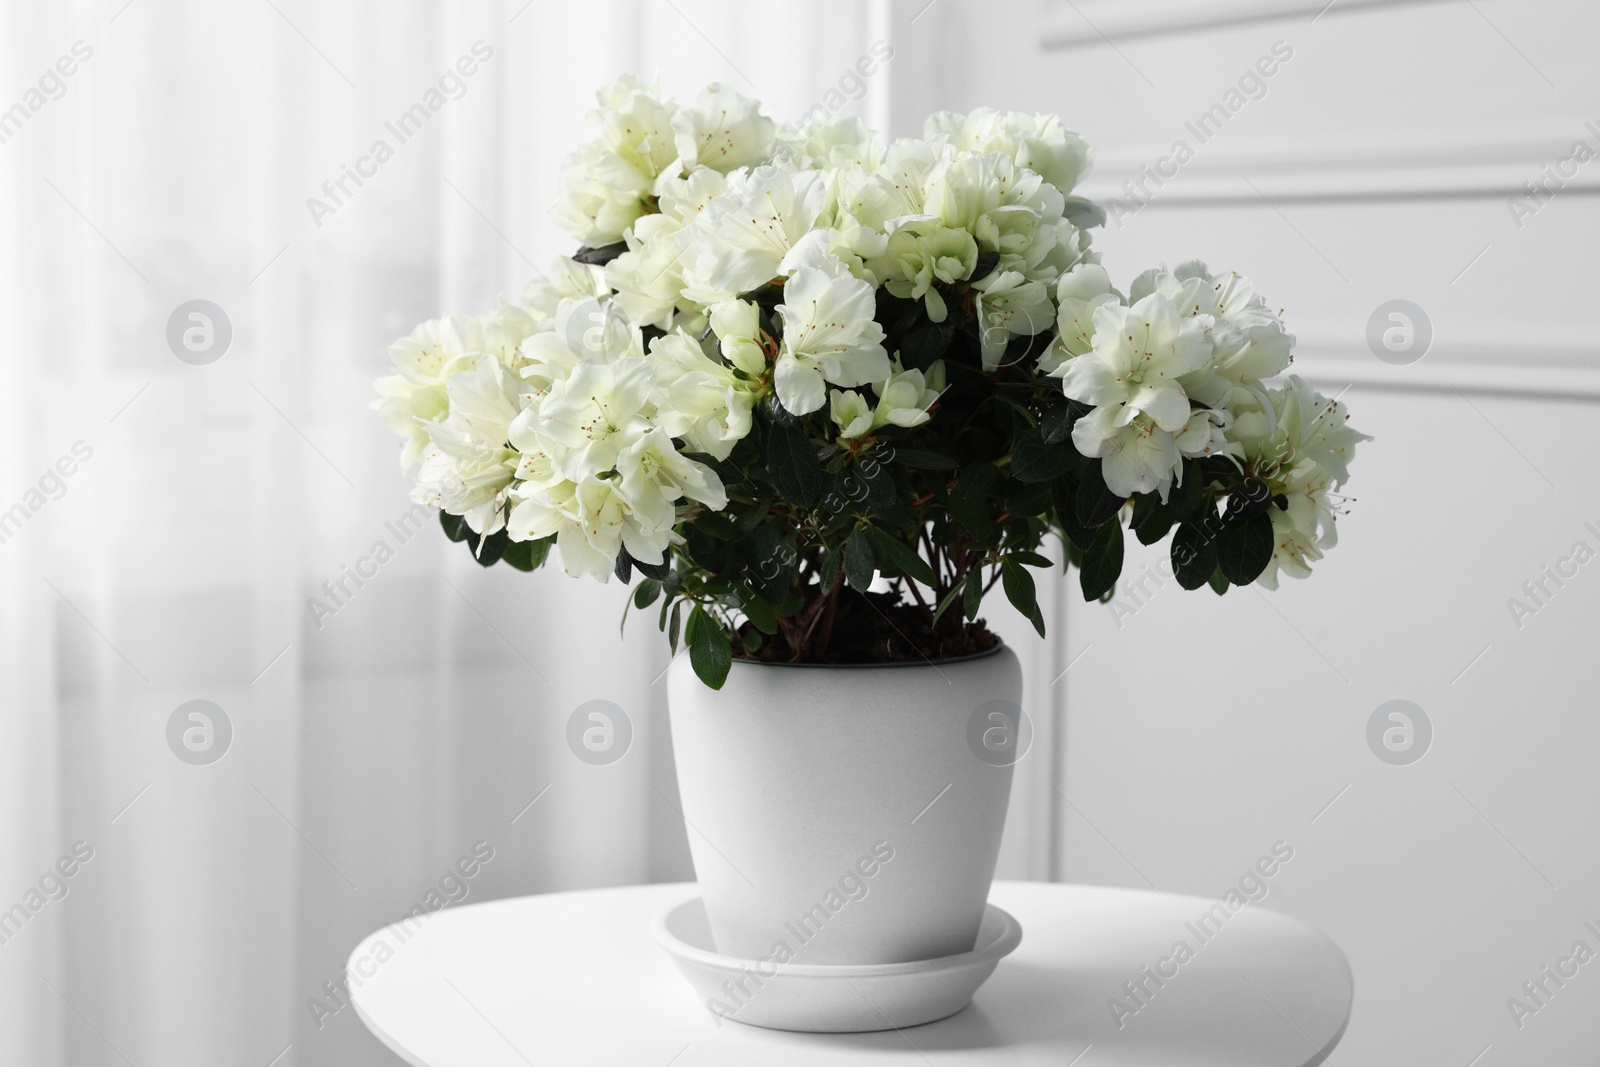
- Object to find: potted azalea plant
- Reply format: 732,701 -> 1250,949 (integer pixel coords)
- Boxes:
374,78 -> 1368,1022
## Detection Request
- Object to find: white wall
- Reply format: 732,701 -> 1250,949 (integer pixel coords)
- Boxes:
895,0 -> 1600,1062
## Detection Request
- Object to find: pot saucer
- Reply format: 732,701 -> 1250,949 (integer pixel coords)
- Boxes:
651,895 -> 1022,1033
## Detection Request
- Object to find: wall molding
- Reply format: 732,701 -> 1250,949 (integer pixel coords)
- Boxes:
1078,127 -> 1600,209
1041,0 -> 1453,50
1292,340 -> 1600,402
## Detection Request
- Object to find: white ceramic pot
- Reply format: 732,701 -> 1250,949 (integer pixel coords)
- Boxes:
667,644 -> 1022,967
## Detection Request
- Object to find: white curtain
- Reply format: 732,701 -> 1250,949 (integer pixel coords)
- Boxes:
0,2 -> 904,1064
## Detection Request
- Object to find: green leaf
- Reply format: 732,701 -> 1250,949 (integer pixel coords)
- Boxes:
815,542 -> 844,591
1002,560 -> 1046,638
736,585 -> 779,634
667,601 -> 682,656
1011,429 -> 1077,483
1010,550 -> 1054,569
963,567 -> 984,622
932,580 -> 966,626
1040,399 -> 1085,445
694,511 -> 738,540
686,605 -> 733,689
824,463 -> 896,513
1224,477 -> 1273,521
1217,511 -> 1274,586
1079,521 -> 1124,602
890,448 -> 958,470
1076,461 -> 1127,529
471,530 -> 508,567
631,552 -> 670,581
501,537 -> 551,572
632,579 -> 662,610
1133,500 -> 1176,546
950,463 -> 999,539
844,527 -> 876,592
572,242 -> 627,266
858,462 -> 899,507
898,312 -> 956,369
1171,459 -> 1208,520
439,511 -> 472,543
971,250 -> 1001,281
868,529 -> 936,587
767,422 -> 823,509
1051,477 -> 1095,550
613,549 -> 634,584
1171,515 -> 1221,590
1209,569 -> 1231,596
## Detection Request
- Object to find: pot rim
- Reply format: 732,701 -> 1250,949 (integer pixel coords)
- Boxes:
725,639 -> 1007,671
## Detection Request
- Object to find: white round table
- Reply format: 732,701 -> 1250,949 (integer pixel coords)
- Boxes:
349,881 -> 1351,1066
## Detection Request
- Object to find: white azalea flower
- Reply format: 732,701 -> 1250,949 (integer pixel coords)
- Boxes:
409,355 -> 526,534
517,298 -> 640,395
773,257 -> 890,415
525,358 -> 656,481
648,330 -> 757,460
846,138 -> 945,230
1227,377 -> 1371,588
1070,406 -> 1181,499
777,226 -> 881,285
615,424 -> 728,526
1059,291 -> 1216,498
524,257 -> 610,321
671,83 -> 776,174
477,302 -> 541,377
707,299 -> 770,377
549,77 -> 682,245
925,107 -> 1093,192
871,219 -> 977,322
605,214 -> 690,329
505,428 -> 726,581
776,116 -> 883,171
1059,293 -> 1213,433
830,390 -> 874,439
1174,407 -> 1231,460
1042,262 -> 1118,374
971,270 -> 1055,370
550,139 -> 652,247
605,168 -> 728,329
872,359 -> 945,429
588,75 -> 680,194
373,315 -> 485,468
506,476 -> 638,581
1133,262 -> 1293,409
681,166 -> 831,300
922,153 -> 1056,267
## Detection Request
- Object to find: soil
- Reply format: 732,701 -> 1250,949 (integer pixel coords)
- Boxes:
734,589 -> 1000,665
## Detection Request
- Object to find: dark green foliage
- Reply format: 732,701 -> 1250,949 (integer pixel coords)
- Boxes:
426,269 -> 1288,686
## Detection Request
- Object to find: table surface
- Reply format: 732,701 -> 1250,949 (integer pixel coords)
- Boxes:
349,880 -> 1351,1067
